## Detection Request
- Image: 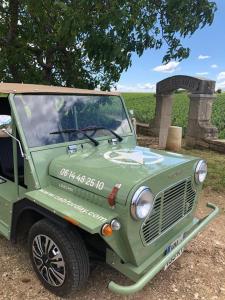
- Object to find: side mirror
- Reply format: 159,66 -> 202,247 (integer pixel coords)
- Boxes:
0,115 -> 12,137
128,110 -> 136,134
129,109 -> 134,117
0,115 -> 24,157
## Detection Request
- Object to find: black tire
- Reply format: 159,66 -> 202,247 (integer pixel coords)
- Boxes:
28,219 -> 89,297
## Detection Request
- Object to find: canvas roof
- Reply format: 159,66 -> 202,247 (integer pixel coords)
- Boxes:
0,83 -> 120,96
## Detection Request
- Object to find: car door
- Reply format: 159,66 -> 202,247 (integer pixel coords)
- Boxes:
0,97 -> 19,238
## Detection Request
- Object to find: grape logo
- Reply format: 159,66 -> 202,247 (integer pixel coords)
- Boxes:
104,149 -> 163,165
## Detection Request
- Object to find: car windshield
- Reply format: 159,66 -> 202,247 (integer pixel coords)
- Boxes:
14,94 -> 132,148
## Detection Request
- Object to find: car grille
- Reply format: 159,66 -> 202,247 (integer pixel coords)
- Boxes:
142,178 -> 196,245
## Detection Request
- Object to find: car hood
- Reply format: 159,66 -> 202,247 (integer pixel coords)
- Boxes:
49,144 -> 197,205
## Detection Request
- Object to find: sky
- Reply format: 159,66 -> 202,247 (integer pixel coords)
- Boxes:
116,0 -> 225,93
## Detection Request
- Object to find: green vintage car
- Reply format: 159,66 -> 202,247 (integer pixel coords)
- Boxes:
0,83 -> 219,297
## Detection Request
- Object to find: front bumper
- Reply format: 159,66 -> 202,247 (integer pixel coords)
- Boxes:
108,202 -> 219,295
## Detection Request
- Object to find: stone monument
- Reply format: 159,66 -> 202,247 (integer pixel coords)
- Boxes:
149,75 -> 218,148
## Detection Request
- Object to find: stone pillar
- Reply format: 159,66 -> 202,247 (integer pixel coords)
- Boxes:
149,93 -> 173,147
186,93 -> 218,147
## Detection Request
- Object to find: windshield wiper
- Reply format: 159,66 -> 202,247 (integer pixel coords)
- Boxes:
81,126 -> 123,142
50,128 -> 99,146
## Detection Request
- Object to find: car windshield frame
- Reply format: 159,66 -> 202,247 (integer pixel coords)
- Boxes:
13,93 -> 133,149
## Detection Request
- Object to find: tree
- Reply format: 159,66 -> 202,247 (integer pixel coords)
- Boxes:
0,0 -> 216,90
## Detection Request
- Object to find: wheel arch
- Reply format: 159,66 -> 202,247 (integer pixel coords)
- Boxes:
11,199 -> 77,243
11,199 -> 108,260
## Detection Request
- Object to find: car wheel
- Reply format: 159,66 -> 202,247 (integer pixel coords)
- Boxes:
28,219 -> 89,297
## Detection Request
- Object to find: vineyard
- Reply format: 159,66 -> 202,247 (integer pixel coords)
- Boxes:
123,92 -> 225,138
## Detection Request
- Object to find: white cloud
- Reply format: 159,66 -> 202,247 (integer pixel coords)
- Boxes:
153,61 -> 180,73
195,72 -> 209,76
217,72 -> 225,81
216,81 -> 225,90
211,64 -> 218,68
115,83 -> 156,92
137,83 -> 156,90
198,54 -> 211,60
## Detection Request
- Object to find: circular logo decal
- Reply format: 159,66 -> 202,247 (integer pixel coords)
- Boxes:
104,149 -> 163,165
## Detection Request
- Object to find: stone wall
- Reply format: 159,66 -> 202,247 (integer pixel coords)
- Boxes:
137,123 -> 225,153
189,138 -> 225,153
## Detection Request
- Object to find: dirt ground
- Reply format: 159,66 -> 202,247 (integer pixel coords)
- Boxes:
0,190 -> 224,300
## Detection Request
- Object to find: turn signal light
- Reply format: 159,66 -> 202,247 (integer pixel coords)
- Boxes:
101,223 -> 113,236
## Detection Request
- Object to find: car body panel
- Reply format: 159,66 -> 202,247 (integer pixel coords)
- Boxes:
25,185 -> 118,234
49,144 -> 198,205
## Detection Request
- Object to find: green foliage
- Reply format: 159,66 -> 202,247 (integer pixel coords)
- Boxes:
123,92 -> 225,138
0,0 -> 216,89
169,93 -> 189,134
212,93 -> 225,138
123,93 -> 156,124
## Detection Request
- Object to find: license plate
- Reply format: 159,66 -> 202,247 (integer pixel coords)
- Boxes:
164,234 -> 184,270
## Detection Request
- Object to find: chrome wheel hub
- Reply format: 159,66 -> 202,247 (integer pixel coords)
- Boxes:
32,234 -> 66,287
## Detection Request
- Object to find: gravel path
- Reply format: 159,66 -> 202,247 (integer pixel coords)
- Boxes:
0,188 -> 224,300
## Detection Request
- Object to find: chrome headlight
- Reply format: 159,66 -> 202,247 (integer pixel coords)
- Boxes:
195,160 -> 207,184
131,186 -> 154,220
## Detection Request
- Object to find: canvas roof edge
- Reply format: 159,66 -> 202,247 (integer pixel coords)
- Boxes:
0,83 -> 120,96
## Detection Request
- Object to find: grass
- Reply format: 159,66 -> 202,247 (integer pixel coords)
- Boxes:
180,148 -> 225,192
123,92 -> 225,138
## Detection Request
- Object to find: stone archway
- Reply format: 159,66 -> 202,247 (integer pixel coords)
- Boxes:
149,75 -> 218,148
